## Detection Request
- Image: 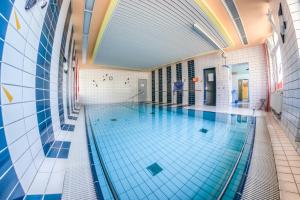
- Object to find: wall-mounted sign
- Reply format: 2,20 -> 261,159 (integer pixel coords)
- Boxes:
208,73 -> 214,82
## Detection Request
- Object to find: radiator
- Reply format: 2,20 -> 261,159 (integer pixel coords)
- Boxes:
270,91 -> 283,115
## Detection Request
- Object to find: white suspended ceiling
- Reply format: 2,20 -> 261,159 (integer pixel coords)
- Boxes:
93,0 -> 231,68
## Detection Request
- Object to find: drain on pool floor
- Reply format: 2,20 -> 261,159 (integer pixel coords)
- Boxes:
146,163 -> 163,176
199,128 -> 208,133
110,118 -> 117,121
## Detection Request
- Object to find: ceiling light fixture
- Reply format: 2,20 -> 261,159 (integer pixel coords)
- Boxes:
193,24 -> 228,69
193,24 -> 224,54
82,0 -> 95,64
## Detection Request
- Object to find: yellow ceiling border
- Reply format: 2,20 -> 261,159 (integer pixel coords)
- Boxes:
92,0 -> 118,62
194,0 -> 234,47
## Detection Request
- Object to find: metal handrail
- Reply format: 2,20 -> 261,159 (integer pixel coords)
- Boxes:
128,90 -> 145,100
84,107 -> 120,200
217,119 -> 256,200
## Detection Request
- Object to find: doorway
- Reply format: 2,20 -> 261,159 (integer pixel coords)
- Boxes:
231,63 -> 249,108
204,68 -> 216,106
238,79 -> 249,101
138,79 -> 147,102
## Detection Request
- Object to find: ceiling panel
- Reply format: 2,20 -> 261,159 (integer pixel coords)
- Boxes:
93,0 -> 231,68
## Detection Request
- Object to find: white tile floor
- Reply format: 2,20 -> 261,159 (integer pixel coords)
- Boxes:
62,109 -> 97,200
265,113 -> 300,200
26,125 -> 76,195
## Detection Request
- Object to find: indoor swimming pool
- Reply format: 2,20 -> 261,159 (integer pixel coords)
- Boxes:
85,103 -> 256,200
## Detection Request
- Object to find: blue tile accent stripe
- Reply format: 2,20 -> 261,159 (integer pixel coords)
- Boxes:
188,60 -> 195,105
176,63 -> 182,104
0,0 -> 25,199
25,193 -> 62,200
84,108 -> 105,200
47,141 -> 71,158
35,0 -> 71,159
146,163 -> 163,176
166,66 -> 172,103
158,68 -> 163,103
151,71 -> 155,102
57,4 -> 74,131
35,0 -> 62,156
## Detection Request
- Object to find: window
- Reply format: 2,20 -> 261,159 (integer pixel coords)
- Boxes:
267,17 -> 283,92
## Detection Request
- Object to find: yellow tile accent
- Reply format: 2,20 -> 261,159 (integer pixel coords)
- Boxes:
14,10 -> 21,31
194,0 -> 234,47
92,0 -> 118,62
2,86 -> 13,103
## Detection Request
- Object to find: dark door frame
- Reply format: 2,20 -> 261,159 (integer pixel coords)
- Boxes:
203,67 -> 216,106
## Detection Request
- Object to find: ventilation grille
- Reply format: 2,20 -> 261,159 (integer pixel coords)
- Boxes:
223,0 -> 248,45
94,0 -> 230,68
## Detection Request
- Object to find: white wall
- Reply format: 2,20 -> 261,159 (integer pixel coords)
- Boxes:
79,68 -> 151,104
154,45 -> 267,108
270,0 -> 300,144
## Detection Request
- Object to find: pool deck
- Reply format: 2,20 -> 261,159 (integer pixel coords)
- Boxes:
241,116 -> 279,200
62,109 -> 97,200
266,113 -> 300,200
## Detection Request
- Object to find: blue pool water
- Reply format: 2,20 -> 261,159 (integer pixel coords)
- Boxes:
85,103 -> 256,200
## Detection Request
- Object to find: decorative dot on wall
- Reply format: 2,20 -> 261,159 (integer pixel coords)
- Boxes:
40,0 -> 48,9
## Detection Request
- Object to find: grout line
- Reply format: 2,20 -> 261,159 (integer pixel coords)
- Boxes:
267,113 -> 300,197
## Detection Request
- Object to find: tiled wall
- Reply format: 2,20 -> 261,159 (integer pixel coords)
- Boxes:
79,68 -> 151,104
151,71 -> 155,102
0,1 -> 25,198
153,45 -> 267,108
35,0 -> 63,157
176,63 -> 183,104
158,68 -> 163,103
188,60 -> 195,105
0,0 -> 76,198
166,66 -> 172,103
65,28 -> 77,120
57,4 -> 72,130
270,0 -> 300,145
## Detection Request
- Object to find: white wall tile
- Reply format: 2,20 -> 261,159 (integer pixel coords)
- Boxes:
5,119 -> 26,145
156,45 -> 267,107
8,134 -> 29,163
79,68 -> 151,104
20,162 -> 37,193
2,103 -> 24,125
1,63 -> 23,86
